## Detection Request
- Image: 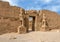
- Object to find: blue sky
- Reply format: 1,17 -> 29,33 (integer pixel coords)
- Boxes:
1,0 -> 60,14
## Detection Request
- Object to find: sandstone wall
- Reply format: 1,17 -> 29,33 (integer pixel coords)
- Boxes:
0,1 -> 60,34
0,1 -> 24,34
42,10 -> 58,29
27,10 -> 59,31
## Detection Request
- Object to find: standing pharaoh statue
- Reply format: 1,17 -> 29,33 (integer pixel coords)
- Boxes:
41,13 -> 48,31
17,8 -> 26,34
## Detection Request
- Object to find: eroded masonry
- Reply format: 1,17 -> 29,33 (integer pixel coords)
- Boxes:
0,1 -> 59,34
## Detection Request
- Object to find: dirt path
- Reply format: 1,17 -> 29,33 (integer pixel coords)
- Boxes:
0,31 -> 60,42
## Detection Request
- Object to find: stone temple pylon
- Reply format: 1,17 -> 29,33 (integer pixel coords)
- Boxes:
40,13 -> 48,31
17,9 -> 26,34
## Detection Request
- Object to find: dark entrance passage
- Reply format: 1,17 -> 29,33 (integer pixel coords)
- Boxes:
29,16 -> 35,32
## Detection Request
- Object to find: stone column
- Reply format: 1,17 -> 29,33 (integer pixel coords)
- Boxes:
23,11 -> 29,32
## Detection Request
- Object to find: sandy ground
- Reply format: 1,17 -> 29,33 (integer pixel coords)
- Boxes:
0,31 -> 60,42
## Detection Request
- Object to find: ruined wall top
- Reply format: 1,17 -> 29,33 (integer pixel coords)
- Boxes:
0,1 -> 25,18
0,1 -> 10,7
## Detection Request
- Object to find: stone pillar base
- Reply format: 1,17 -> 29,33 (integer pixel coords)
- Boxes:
40,27 -> 48,31
17,25 -> 26,34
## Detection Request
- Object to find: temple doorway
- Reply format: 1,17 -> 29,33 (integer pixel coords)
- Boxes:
29,16 -> 35,32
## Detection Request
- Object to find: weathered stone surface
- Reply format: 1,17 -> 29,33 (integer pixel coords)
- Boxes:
17,25 -> 26,34
0,1 -> 24,34
0,1 -> 59,34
